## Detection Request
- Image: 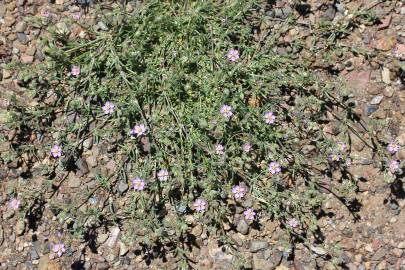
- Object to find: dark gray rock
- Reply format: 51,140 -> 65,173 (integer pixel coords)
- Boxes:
30,247 -> 39,260
17,32 -> 29,44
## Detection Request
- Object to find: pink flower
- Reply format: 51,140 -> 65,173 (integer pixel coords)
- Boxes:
232,185 -> 247,199
389,160 -> 400,173
9,198 -> 21,210
328,152 -> 341,162
243,208 -> 256,221
71,65 -> 80,76
42,10 -> 50,18
263,111 -> 275,124
242,143 -> 252,153
287,218 -> 299,228
220,105 -> 233,119
227,49 -> 239,62
193,198 -> 207,212
130,124 -> 148,137
388,142 -> 399,154
102,101 -> 116,114
50,144 -> 62,158
268,161 -> 281,175
338,142 -> 347,152
157,169 -> 169,182
132,177 -> 146,191
72,13 -> 81,20
215,144 -> 224,155
52,243 -> 66,257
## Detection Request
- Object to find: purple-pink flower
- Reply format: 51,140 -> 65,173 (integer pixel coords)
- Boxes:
263,111 -> 275,124
227,49 -> 239,62
102,101 -> 116,115
72,13 -> 81,20
50,144 -> 62,158
193,198 -> 207,212
52,243 -> 66,257
157,169 -> 169,182
243,208 -> 256,221
388,142 -> 399,154
220,105 -> 233,119
389,160 -> 400,173
42,10 -> 50,18
328,152 -> 341,163
215,144 -> 224,155
268,161 -> 281,175
232,185 -> 247,199
130,124 -> 148,137
287,218 -> 299,228
338,142 -> 347,152
132,177 -> 146,191
242,143 -> 252,153
9,198 -> 21,210
71,66 -> 80,76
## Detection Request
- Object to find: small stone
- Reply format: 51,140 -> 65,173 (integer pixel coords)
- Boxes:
365,104 -> 379,116
250,240 -> 269,253
191,224 -> 203,237
401,7 -> 405,15
97,233 -> 109,244
321,5 -> 336,21
370,95 -> 383,105
30,247 -> 39,260
371,248 -> 386,261
209,247 -> 233,263
56,0 -> 64,4
382,68 -> 391,84
35,49 -> 45,61
274,7 -> 292,19
4,16 -> 16,27
68,173 -> 81,188
117,181 -> 129,194
119,242 -> 129,256
97,21 -> 109,31
16,219 -> 25,236
383,87 -> 394,97
15,21 -> 27,32
83,138 -> 93,150
17,33 -> 29,44
310,246 -> 327,255
236,219 -> 249,235
76,158 -> 89,176
366,84 -> 383,95
26,46 -> 36,56
398,241 -> 405,249
106,227 -> 120,248
21,54 -> 34,64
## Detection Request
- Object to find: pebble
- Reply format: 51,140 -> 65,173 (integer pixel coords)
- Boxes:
30,247 -> 39,260
17,33 -> 29,44
68,173 -> 81,188
97,233 -> 109,244
249,240 -> 269,253
16,219 -> 25,236
382,68 -> 391,84
119,242 -> 129,256
370,95 -> 383,105
371,248 -> 386,261
107,227 -> 120,248
117,181 -> 129,193
236,219 -> 249,235
15,21 -> 27,32
364,104 -> 379,116
76,158 -> 89,176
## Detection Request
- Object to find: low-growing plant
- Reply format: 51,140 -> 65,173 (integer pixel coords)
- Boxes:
4,0 -> 398,266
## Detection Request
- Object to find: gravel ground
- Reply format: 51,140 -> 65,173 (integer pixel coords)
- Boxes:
1,0 -> 405,269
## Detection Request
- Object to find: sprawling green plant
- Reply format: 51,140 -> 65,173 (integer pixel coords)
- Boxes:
6,0 -> 389,265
